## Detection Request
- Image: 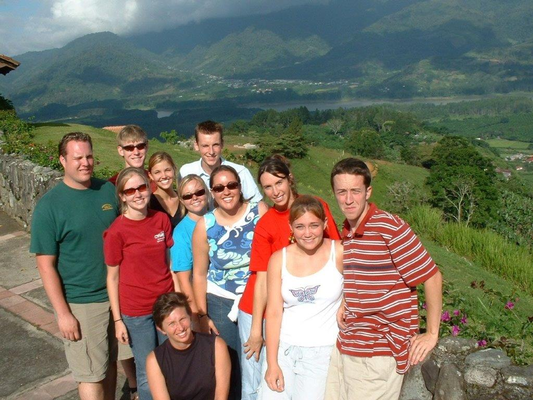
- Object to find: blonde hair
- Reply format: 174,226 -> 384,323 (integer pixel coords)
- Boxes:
116,167 -> 150,214
178,174 -> 210,218
148,151 -> 177,174
117,125 -> 148,145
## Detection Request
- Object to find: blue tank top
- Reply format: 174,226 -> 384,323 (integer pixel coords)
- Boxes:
204,202 -> 260,294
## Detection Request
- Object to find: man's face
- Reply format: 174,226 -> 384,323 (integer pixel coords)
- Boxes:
60,140 -> 94,189
194,132 -> 223,170
117,140 -> 148,168
332,173 -> 372,228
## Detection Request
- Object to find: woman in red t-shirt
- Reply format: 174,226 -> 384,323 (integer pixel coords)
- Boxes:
105,167 -> 176,400
244,156 -> 341,373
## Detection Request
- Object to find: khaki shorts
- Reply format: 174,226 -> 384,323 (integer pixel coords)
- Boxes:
118,341 -> 133,361
63,302 -> 118,383
325,347 -> 404,400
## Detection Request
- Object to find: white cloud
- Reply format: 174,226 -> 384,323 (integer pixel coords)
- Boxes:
3,0 -> 328,55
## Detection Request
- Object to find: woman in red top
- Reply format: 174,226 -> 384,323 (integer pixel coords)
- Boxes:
245,156 -> 341,372
105,167 -> 176,400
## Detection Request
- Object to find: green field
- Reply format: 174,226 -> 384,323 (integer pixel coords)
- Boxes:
487,138 -> 531,150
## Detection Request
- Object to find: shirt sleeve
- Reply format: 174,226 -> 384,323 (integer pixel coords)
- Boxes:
386,218 -> 438,287
239,167 -> 263,203
29,199 -> 59,255
170,223 -> 193,272
249,218 -> 272,272
103,225 -> 124,266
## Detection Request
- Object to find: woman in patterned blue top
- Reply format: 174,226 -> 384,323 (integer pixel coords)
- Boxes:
193,165 -> 268,400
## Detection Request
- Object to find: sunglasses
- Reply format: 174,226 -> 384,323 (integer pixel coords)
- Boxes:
211,181 -> 240,193
123,184 -> 148,196
121,143 -> 147,152
181,189 -> 206,201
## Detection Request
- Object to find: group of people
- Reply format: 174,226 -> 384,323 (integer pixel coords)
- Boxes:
30,120 -> 442,400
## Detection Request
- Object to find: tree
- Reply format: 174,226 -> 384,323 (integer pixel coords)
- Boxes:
326,118 -> 344,136
159,129 -> 183,145
347,128 -> 385,159
426,136 -> 498,227
0,93 -> 14,111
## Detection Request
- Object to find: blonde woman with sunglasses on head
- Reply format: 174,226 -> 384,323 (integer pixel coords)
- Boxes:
104,167 -> 177,400
193,165 -> 268,400
170,174 -> 210,323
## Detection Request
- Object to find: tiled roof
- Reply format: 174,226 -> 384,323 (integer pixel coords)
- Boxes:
0,55 -> 20,75
102,126 -> 126,134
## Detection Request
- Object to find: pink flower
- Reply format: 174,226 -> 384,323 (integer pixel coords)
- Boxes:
452,325 -> 460,336
460,315 -> 468,325
422,302 -> 427,310
477,339 -> 487,347
453,310 -> 460,316
441,311 -> 451,322
505,301 -> 515,310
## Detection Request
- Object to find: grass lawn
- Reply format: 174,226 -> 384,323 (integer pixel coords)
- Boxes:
487,138 -> 531,150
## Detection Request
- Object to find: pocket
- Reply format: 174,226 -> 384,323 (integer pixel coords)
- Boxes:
64,337 -> 94,376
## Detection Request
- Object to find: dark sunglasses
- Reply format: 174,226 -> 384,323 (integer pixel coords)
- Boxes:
123,184 -> 148,196
121,143 -> 147,152
181,189 -> 206,200
211,181 -> 240,193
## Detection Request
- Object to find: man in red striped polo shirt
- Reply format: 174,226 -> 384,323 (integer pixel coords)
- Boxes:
325,158 -> 443,400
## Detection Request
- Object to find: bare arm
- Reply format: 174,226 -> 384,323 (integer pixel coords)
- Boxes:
146,351 -> 171,400
264,251 -> 285,392
107,265 -> 128,344
409,270 -> 443,365
36,254 -> 80,341
244,271 -> 266,361
176,270 -> 198,313
192,219 -> 218,334
214,337 -> 231,400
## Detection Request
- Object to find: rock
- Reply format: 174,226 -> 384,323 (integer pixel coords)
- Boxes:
501,365 -> 533,387
464,365 -> 498,387
465,349 -> 511,369
434,363 -> 466,400
399,363 -> 433,400
421,358 -> 440,394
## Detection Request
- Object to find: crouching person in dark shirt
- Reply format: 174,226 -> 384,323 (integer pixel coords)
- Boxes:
147,292 -> 231,400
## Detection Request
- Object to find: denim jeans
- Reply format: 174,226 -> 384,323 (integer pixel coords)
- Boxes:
207,293 -> 241,400
238,310 -> 265,400
122,313 -> 167,400
258,341 -> 334,400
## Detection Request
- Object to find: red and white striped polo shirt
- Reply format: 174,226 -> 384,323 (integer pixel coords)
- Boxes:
338,203 -> 438,374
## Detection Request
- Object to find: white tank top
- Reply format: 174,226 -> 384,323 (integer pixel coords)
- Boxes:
280,240 -> 343,347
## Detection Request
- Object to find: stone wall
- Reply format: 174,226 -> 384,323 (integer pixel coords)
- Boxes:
400,337 -> 533,400
0,151 -> 61,229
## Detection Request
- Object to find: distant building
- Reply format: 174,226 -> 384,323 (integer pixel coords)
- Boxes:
102,126 -> 126,134
0,55 -> 20,75
495,167 -> 512,180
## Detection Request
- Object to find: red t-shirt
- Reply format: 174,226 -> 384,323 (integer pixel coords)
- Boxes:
240,197 -> 340,314
104,210 -> 174,316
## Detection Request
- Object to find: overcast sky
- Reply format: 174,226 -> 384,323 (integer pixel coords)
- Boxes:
1,0 -> 327,56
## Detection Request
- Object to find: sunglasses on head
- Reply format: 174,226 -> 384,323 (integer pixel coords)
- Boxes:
181,189 -> 206,200
123,184 -> 148,196
211,181 -> 240,193
121,143 -> 147,152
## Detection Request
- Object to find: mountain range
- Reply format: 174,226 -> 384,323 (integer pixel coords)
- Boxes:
2,0 -> 533,116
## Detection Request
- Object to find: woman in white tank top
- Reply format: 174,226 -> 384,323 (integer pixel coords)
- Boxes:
260,195 -> 344,400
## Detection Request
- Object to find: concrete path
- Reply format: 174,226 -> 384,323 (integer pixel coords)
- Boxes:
0,210 -> 128,399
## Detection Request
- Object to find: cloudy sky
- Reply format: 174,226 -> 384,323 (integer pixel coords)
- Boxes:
1,0 -> 327,56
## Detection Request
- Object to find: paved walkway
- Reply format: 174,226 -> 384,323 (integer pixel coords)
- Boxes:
0,211 -> 128,399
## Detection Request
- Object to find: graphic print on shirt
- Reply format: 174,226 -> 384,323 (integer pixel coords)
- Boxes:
154,231 -> 165,243
289,285 -> 321,303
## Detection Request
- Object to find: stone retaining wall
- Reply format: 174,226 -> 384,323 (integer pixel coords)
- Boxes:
0,150 -> 61,229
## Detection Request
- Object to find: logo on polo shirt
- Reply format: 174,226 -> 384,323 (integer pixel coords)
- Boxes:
101,203 -> 114,211
154,231 -> 165,243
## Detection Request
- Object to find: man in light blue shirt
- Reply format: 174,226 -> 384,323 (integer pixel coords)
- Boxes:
179,120 -> 262,203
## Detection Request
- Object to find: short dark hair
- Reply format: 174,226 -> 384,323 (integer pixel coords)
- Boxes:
257,154 -> 298,196
195,120 -> 224,143
330,158 -> 372,189
58,132 -> 92,157
153,292 -> 192,329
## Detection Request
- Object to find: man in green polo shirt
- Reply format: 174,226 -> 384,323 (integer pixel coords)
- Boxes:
30,132 -> 119,400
